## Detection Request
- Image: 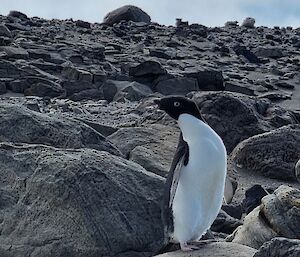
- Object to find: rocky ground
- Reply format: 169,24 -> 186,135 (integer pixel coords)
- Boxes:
0,6 -> 300,257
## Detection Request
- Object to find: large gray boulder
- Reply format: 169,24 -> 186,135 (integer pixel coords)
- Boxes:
103,5 -> 151,26
231,125 -> 300,181
0,143 -> 164,257
108,124 -> 179,176
254,237 -> 300,257
155,242 -> 256,257
0,103 -> 121,156
228,186 -> 300,249
192,92 -> 297,152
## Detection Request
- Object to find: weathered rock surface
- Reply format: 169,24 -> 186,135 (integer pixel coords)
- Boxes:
103,5 -> 151,25
0,143 -> 164,257
254,237 -> 300,257
192,92 -> 297,152
228,186 -> 300,249
0,103 -> 121,156
108,124 -> 179,176
155,242 -> 256,257
231,125 -> 300,181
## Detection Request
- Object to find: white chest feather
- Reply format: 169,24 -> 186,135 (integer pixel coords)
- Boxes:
172,114 -> 227,243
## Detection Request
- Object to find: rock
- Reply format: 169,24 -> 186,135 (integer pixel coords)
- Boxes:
296,159 -> 300,183
0,24 -> 12,37
27,49 -> 52,61
242,17 -> 255,28
61,80 -> 98,97
211,210 -> 243,234
62,66 -> 93,83
225,82 -> 255,96
0,81 -> 7,94
231,125 -> 300,181
7,77 -> 64,96
232,45 -> 260,64
103,5 -> 151,26
129,60 -> 167,78
192,92 -> 297,153
254,47 -> 284,59
254,237 -> 300,257
228,186 -> 300,249
70,89 -> 104,101
182,68 -> 224,91
242,185 -> 268,214
8,10 -> 28,20
103,80 -> 153,102
0,46 -> 29,59
225,21 -> 239,27
0,103 -> 121,156
227,206 -> 277,249
155,77 -> 198,96
155,242 -> 256,257
222,204 -> 243,220
0,143 -> 164,257
108,124 -> 179,175
75,20 -> 91,29
24,81 -> 65,98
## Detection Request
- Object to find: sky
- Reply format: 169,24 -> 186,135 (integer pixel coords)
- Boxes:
1,0 -> 300,27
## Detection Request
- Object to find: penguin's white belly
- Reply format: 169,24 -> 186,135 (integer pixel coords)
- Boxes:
171,137 -> 226,243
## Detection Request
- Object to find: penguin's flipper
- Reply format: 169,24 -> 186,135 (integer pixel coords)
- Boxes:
169,154 -> 184,207
162,133 -> 189,233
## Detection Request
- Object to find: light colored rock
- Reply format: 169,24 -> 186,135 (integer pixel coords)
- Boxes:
228,186 -> 300,249
155,242 -> 256,257
242,17 -> 255,28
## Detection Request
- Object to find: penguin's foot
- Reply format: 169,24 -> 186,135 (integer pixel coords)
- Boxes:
180,242 -> 200,251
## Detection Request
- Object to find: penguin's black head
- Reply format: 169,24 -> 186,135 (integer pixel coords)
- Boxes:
154,96 -> 203,121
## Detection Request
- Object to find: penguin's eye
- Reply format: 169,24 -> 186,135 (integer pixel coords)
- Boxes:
174,101 -> 180,107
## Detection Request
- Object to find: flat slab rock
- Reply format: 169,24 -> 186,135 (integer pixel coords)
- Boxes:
154,242 -> 256,257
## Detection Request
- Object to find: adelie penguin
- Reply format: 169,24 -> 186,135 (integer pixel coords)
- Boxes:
154,96 -> 227,251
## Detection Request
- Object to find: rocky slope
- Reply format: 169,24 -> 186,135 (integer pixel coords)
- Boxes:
0,6 -> 300,257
